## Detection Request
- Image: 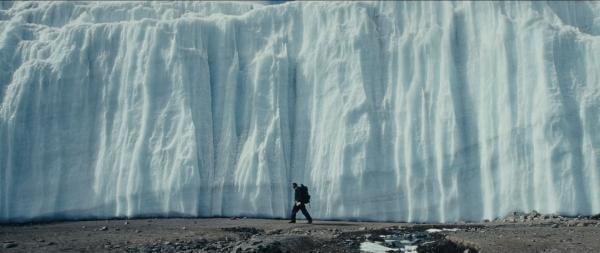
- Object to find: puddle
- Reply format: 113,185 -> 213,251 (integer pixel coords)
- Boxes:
359,228 -> 469,253
426,228 -> 459,233
360,242 -> 399,252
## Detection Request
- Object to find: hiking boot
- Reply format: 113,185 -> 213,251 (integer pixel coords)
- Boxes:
288,220 -> 296,223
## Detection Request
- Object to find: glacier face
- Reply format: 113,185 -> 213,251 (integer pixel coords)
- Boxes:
1,1 -> 600,223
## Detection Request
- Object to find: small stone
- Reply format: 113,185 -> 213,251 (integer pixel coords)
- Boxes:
358,227 -> 367,231
551,224 -> 559,228
99,226 -> 108,231
181,226 -> 187,230
163,241 -> 172,245
3,242 -> 18,249
576,222 -> 586,227
35,239 -> 45,243
81,225 -> 86,229
135,230 -> 141,233
124,221 -> 129,225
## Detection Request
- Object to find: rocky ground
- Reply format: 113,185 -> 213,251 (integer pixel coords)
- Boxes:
1,212 -> 599,253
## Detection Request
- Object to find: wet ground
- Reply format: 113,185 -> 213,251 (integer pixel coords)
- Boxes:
1,216 -> 599,252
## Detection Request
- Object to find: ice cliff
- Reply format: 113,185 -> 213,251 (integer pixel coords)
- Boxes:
1,1 -> 600,223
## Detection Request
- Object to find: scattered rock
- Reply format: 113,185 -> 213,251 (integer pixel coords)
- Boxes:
234,235 -> 314,253
124,221 -> 129,225
551,224 -> 559,228
3,242 -> 18,249
99,226 -> 108,231
181,226 -> 187,230
135,230 -> 141,233
222,226 -> 263,235
358,227 -> 367,231
266,229 -> 283,235
529,210 -> 541,218
366,234 -> 383,242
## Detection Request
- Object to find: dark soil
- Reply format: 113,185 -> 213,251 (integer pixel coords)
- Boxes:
1,216 -> 599,252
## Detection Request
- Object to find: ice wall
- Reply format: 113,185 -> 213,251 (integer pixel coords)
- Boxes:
1,1 -> 599,223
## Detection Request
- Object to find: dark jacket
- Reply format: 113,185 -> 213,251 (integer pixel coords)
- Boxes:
294,187 -> 302,202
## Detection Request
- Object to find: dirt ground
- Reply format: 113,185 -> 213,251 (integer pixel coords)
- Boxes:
1,217 -> 599,252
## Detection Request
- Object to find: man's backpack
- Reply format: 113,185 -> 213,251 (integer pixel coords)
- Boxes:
299,184 -> 311,204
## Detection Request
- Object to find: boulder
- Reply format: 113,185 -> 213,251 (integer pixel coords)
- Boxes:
3,242 -> 18,249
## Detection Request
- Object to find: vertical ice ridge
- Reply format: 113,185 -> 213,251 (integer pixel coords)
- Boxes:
1,1 -> 599,222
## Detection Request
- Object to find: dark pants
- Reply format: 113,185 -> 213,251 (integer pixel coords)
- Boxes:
291,203 -> 312,222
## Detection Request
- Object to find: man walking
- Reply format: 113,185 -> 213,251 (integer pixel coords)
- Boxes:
289,182 -> 312,224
